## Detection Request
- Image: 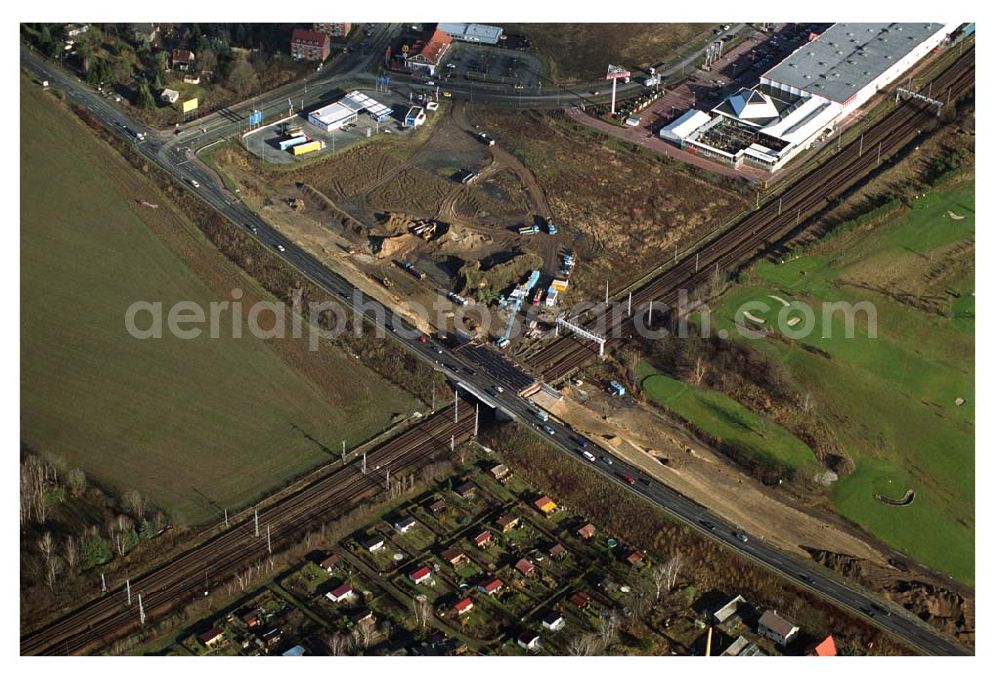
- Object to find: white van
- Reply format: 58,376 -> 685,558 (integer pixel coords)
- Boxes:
581,450 -> 597,463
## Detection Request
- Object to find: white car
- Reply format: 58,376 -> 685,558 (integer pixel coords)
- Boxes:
425,80 -> 435,86
189,179 -> 200,188
275,244 -> 286,252
426,101 -> 440,111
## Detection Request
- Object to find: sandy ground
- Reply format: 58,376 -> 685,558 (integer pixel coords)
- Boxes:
530,384 -> 890,565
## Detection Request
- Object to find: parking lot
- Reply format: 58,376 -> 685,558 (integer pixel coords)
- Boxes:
439,43 -> 544,89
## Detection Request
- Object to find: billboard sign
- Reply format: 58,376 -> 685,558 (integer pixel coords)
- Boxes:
181,98 -> 199,113
606,65 -> 631,80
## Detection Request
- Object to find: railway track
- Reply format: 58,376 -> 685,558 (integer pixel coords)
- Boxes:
528,48 -> 975,382
21,404 -> 476,656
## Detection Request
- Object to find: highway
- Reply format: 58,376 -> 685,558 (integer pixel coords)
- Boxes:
19,44 -> 971,656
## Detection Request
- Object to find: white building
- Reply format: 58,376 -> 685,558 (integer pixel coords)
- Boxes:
308,90 -> 393,132
760,23 -> 960,115
437,23 -> 503,45
662,22 -> 960,173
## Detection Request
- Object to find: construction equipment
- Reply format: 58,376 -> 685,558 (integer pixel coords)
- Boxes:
518,224 -> 540,236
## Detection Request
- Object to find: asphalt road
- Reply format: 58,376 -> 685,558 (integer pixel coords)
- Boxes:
19,44 -> 971,656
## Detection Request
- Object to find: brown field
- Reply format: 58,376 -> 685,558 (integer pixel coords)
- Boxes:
503,23 -> 714,84
466,108 -> 750,297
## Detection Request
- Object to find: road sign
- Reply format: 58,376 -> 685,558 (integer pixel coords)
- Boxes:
606,64 -> 631,80
249,110 -> 263,126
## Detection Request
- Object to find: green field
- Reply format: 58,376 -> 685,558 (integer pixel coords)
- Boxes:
637,362 -> 819,475
20,80 -> 419,523
710,181 -> 975,584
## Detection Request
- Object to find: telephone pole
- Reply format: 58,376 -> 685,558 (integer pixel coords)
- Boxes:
126,578 -> 132,606
453,389 -> 458,423
267,524 -> 272,555
473,403 -> 479,437
101,572 -> 107,595
254,509 -> 259,537
362,451 -> 367,475
138,593 -> 146,625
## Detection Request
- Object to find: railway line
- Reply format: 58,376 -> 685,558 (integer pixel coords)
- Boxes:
527,48 -> 975,382
21,403 -> 476,656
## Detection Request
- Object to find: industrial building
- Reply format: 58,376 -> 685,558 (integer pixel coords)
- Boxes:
660,22 -> 960,172
307,90 -> 393,132
437,23 -> 503,45
404,106 -> 426,128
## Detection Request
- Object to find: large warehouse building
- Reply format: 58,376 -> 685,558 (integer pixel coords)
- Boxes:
307,91 -> 393,132
661,22 -> 961,172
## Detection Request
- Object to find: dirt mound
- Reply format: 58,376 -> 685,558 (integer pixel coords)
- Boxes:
806,548 -> 974,646
370,232 -> 415,260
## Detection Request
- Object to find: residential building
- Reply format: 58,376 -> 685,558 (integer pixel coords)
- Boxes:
129,23 -> 159,45
758,610 -> 800,647
474,530 -> 493,548
547,542 -> 566,559
577,523 -> 596,540
160,88 -> 180,105
478,577 -> 504,596
542,611 -> 565,632
533,495 -> 558,515
409,566 -> 433,585
496,513 -> 520,533
454,597 -> 475,616
362,535 -> 385,552
441,548 -> 468,567
319,553 -> 340,574
514,558 -> 536,577
712,594 -> 746,625
807,635 -> 838,656
429,498 -> 447,514
291,28 -> 331,62
490,464 -> 511,482
198,627 -> 225,648
170,49 -> 195,71
455,480 -> 477,499
721,635 -> 765,656
568,591 -> 591,609
313,23 -> 352,38
625,550 -> 644,567
326,583 -> 355,603
517,631 -> 542,652
394,515 -> 418,534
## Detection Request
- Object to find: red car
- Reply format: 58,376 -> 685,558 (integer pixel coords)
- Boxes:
624,475 -> 636,486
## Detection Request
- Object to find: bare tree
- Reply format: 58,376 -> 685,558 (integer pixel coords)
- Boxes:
64,535 -> 78,575
45,555 -> 64,591
352,621 -> 376,651
664,554 -> 685,592
107,514 -> 134,556
568,633 -> 602,656
37,531 -> 54,567
325,632 -> 353,656
689,356 -> 708,386
122,490 -> 146,522
598,614 -> 620,651
67,468 -> 87,499
412,594 -> 432,631
651,563 -> 670,602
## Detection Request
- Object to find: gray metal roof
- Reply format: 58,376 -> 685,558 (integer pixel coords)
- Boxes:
762,23 -> 944,103
438,22 -> 503,43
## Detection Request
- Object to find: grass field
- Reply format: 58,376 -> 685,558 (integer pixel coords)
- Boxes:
503,23 -> 712,84
710,180 -> 974,584
20,80 -> 418,524
637,362 -> 819,475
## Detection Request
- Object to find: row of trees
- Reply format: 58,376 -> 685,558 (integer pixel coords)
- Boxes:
21,452 -> 167,596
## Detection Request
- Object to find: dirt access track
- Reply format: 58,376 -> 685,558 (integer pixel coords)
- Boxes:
531,383 -> 891,567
